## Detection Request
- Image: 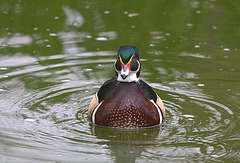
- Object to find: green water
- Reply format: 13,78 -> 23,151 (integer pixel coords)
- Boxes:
0,0 -> 240,162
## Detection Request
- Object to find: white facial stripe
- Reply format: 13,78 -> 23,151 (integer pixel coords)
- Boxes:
136,60 -> 140,71
114,60 -> 118,72
130,52 -> 135,60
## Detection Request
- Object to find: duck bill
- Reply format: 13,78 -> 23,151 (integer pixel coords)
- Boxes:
121,64 -> 130,79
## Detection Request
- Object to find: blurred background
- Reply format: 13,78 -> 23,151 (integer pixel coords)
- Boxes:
0,0 -> 239,162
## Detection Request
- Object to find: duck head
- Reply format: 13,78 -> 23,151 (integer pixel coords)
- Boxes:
114,46 -> 141,82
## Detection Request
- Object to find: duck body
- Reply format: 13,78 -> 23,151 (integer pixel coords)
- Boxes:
88,46 -> 165,128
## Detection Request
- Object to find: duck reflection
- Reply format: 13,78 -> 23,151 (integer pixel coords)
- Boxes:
90,125 -> 161,162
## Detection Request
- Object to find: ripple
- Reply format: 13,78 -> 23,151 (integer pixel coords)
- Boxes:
0,51 -> 239,162
0,51 -> 113,161
0,34 -> 33,47
145,80 -> 237,161
0,55 -> 37,67
179,52 -> 212,59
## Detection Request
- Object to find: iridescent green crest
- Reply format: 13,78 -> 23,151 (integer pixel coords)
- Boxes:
118,46 -> 139,64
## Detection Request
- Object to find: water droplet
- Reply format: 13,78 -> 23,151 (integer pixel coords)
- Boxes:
49,33 -> 57,36
104,10 -> 110,14
128,13 -> 139,17
95,37 -> 107,41
223,48 -> 230,51
187,23 -> 193,28
196,10 -> 201,14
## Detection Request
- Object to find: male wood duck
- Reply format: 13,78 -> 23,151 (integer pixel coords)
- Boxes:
88,46 -> 165,128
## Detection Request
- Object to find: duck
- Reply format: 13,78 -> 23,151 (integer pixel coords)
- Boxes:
88,46 -> 165,128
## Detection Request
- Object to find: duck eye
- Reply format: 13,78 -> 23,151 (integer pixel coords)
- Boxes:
132,55 -> 136,61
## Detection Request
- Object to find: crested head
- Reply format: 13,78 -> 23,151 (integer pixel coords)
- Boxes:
114,46 -> 141,82
118,46 -> 140,64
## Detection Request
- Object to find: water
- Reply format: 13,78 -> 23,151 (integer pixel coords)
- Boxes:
0,0 -> 240,162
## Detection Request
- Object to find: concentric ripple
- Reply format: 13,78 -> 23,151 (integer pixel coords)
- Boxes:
0,52 -> 114,162
0,51 -> 239,162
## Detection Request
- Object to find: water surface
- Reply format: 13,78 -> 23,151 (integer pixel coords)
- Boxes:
0,0 -> 240,162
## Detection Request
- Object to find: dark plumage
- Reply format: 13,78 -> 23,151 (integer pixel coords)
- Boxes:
88,46 -> 165,128
95,82 -> 160,128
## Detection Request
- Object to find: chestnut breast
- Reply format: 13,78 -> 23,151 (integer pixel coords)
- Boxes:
95,82 -> 160,128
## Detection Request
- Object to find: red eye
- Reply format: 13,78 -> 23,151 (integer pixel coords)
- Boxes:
132,55 -> 136,61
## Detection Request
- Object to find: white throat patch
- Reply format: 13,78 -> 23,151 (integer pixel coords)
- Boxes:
117,71 -> 139,82
114,60 -> 140,82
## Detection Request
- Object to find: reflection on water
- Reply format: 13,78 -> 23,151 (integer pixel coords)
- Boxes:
91,126 -> 161,163
0,0 -> 240,162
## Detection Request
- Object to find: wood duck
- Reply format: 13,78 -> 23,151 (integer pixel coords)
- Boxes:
88,46 -> 165,128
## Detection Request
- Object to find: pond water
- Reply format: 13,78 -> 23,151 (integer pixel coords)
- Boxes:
0,0 -> 240,162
